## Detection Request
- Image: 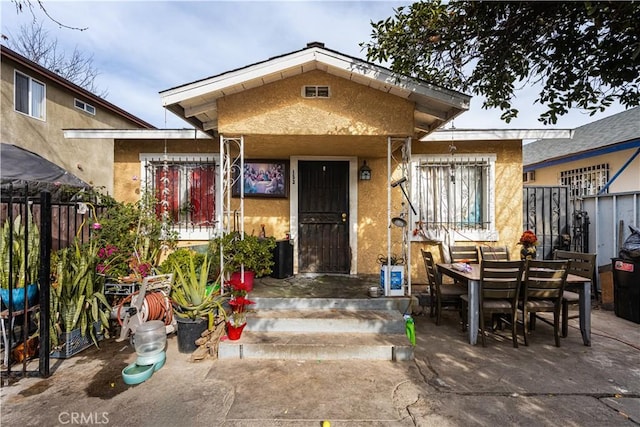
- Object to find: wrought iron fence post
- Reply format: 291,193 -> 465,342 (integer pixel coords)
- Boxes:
38,191 -> 51,377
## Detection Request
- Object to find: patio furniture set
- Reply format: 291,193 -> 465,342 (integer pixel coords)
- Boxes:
421,246 -> 596,347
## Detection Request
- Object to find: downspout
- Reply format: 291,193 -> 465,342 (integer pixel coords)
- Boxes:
598,147 -> 640,195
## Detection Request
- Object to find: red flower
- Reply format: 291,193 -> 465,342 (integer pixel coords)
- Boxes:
228,278 -> 251,292
518,230 -> 539,246
229,296 -> 255,311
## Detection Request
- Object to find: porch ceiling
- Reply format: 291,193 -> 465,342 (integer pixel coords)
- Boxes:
160,43 -> 470,139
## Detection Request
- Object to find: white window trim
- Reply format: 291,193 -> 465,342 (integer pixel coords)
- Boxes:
14,70 -> 46,121
410,153 -> 498,242
139,153 -> 220,240
74,98 -> 96,115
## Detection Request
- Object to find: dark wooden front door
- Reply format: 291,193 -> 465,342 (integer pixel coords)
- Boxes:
298,160 -> 350,273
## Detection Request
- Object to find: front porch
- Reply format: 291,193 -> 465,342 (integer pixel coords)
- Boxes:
219,274 -> 418,361
251,273 -> 403,299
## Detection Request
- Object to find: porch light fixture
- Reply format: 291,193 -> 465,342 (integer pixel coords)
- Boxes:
391,213 -> 408,228
359,160 -> 371,181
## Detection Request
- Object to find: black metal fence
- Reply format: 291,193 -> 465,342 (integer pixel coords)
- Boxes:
523,186 -> 588,259
1,186 -> 106,378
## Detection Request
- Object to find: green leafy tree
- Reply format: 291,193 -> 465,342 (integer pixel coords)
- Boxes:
362,1 -> 640,124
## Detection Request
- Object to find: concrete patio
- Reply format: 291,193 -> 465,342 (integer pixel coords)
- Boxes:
1,275 -> 639,426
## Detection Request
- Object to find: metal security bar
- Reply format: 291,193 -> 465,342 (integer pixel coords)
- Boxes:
414,157 -> 492,231
143,156 -> 217,232
560,164 -> 609,198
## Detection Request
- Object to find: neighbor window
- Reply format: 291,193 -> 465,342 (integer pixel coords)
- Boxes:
560,164 -> 609,198
411,154 -> 497,241
74,99 -> 96,115
303,85 -> 330,98
140,154 -> 219,240
14,71 -> 45,120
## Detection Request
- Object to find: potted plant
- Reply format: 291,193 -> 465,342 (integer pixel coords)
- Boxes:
0,212 -> 40,310
92,191 -> 178,283
518,230 -> 539,260
50,236 -> 111,357
209,231 -> 276,290
170,252 -> 228,353
225,276 -> 255,340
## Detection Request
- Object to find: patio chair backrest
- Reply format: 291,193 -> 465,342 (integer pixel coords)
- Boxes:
449,245 -> 480,264
553,250 -> 596,281
480,260 -> 524,301
479,246 -> 510,261
523,259 -> 569,300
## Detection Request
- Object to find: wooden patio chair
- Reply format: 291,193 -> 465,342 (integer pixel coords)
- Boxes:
421,249 -> 466,326
553,250 -> 597,338
520,259 -> 569,347
478,260 -> 524,347
449,245 -> 480,264
479,245 -> 510,261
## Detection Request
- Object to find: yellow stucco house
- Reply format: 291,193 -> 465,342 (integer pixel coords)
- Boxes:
66,42 -> 553,291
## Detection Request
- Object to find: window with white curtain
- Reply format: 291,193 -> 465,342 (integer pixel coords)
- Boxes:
140,154 -> 219,240
410,154 -> 497,241
14,71 -> 45,120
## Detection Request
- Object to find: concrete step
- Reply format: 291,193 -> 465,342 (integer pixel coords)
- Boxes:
246,309 -> 406,334
252,297 -> 411,312
220,297 -> 415,361
218,331 -> 414,361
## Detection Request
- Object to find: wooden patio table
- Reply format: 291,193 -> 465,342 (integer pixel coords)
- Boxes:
436,263 -> 592,346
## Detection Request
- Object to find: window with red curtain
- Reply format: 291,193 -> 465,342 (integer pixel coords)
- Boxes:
189,165 -> 216,226
150,159 -> 216,227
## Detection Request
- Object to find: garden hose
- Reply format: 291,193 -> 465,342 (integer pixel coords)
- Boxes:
116,291 -> 173,327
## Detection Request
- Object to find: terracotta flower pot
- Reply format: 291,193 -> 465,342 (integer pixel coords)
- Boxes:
226,322 -> 246,340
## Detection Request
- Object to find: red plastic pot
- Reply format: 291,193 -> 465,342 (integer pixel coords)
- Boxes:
230,271 -> 255,292
226,322 -> 246,340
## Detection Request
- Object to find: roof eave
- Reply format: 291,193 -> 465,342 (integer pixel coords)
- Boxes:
160,45 -> 470,136
421,129 -> 573,142
2,45 -> 156,129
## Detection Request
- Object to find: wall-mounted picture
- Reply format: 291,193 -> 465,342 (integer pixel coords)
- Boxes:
232,159 -> 289,198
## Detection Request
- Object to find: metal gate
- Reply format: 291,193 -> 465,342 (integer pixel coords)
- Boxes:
522,186 -> 589,259
1,186 -> 52,379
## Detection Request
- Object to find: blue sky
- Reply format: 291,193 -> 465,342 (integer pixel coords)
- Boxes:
1,0 -> 627,130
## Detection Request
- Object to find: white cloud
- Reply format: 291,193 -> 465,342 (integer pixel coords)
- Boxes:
2,1 -> 628,130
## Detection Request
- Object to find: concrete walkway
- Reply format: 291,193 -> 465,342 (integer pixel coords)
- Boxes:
1,300 -> 639,426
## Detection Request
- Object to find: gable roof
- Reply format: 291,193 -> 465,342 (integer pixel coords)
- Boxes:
1,45 -> 155,129
160,42 -> 470,138
523,107 -> 640,169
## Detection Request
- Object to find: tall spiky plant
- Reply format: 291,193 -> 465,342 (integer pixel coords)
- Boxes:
170,252 -> 228,325
0,211 -> 40,289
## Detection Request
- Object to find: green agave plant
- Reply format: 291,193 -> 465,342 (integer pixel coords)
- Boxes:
50,238 -> 111,348
171,252 -> 228,323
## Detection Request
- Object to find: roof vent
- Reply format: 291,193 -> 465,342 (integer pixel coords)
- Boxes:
306,41 -> 325,49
